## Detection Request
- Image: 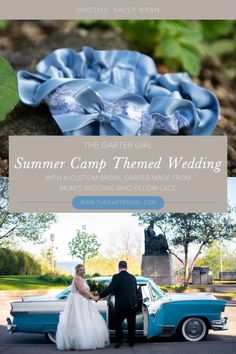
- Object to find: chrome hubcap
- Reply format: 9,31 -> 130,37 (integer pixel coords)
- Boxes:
185,320 -> 203,338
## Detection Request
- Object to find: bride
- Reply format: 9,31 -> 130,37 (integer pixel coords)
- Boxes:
56,264 -> 110,350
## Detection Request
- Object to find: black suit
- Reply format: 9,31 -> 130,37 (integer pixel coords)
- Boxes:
100,271 -> 137,344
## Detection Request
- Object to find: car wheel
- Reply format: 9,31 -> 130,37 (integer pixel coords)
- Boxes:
181,317 -> 208,342
45,332 -> 56,344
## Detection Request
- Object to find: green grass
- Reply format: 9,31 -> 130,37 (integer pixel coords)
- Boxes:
161,285 -> 236,299
0,275 -> 66,290
160,285 -> 186,293
213,280 -> 236,284
215,293 -> 236,300
1,276 -> 236,297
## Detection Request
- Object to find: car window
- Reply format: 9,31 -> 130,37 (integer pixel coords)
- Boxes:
56,287 -> 71,300
149,281 -> 165,300
141,285 -> 152,303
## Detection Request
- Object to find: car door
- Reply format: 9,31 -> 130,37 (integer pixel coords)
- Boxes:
142,284 -> 165,339
96,299 -> 109,325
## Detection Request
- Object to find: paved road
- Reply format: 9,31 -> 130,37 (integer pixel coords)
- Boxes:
0,341 -> 236,354
0,298 -> 235,353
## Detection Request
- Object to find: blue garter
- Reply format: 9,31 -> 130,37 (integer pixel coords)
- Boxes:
17,47 -> 220,136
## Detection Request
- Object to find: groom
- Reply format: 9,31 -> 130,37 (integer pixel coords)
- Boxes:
99,260 -> 137,348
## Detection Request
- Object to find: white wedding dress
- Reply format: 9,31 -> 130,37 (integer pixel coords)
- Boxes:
56,276 -> 110,350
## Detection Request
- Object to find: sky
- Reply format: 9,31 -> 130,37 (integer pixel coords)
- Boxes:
24,178 -> 236,262
227,177 -> 236,206
33,213 -> 144,262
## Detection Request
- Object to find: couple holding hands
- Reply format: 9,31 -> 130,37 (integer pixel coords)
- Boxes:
56,261 -> 138,350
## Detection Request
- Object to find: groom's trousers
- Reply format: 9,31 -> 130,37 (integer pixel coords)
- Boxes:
115,307 -> 136,344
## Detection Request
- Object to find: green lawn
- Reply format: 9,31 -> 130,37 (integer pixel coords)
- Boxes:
215,293 -> 236,300
0,275 -> 66,290
161,284 -> 236,300
1,276 -> 236,299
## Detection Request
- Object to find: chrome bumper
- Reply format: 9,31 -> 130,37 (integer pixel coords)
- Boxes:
6,318 -> 17,334
211,317 -> 228,331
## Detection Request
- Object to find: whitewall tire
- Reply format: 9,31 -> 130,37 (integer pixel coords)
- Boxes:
181,317 -> 208,342
45,332 -> 56,344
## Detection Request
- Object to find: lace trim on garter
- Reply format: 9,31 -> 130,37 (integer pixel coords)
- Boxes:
45,88 -> 190,135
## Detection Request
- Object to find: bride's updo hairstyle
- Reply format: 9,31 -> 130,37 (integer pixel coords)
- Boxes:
75,264 -> 84,275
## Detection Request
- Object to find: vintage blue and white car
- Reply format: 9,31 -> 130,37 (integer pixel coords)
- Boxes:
6,276 -> 228,343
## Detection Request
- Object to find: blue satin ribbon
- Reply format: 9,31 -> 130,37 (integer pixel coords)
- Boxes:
53,87 -> 143,136
17,47 -> 220,136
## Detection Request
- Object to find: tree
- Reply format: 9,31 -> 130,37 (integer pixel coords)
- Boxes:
0,178 -> 56,246
69,225 -> 100,266
135,209 -> 236,286
86,255 -> 141,276
39,246 -> 56,274
0,248 -> 41,275
196,241 -> 236,278
104,225 -> 142,263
